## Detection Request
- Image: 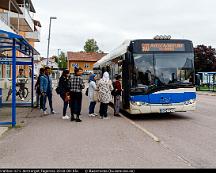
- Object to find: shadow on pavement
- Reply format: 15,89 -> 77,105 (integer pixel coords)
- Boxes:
121,110 -> 192,122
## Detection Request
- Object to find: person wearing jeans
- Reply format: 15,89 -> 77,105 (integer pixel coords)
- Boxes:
35,68 -> 44,109
88,74 -> 98,117
40,67 -> 55,115
58,69 -> 71,119
113,75 -> 122,116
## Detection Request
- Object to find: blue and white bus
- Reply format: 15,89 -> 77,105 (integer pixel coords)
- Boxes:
94,37 -> 196,114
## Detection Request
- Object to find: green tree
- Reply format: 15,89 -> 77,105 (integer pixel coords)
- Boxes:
84,39 -> 99,53
58,52 -> 67,69
194,45 -> 216,72
52,55 -> 58,63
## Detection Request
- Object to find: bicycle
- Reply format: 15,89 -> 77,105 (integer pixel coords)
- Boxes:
6,83 -> 29,101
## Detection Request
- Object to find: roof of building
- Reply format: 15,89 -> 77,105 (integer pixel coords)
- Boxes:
67,52 -> 107,62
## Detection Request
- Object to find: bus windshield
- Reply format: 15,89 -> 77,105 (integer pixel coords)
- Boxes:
131,53 -> 195,93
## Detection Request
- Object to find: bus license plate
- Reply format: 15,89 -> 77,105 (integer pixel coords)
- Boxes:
160,108 -> 175,113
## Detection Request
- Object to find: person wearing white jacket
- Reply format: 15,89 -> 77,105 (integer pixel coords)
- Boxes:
88,74 -> 98,117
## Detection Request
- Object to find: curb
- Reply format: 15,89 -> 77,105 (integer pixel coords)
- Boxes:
197,92 -> 216,96
0,127 -> 8,138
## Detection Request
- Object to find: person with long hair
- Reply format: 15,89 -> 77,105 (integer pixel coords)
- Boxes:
58,69 -> 71,119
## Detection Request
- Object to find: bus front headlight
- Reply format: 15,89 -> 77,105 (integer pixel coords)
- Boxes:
131,101 -> 148,106
184,99 -> 196,105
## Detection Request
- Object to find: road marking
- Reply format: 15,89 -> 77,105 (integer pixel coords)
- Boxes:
160,141 -> 193,167
117,113 -> 194,167
108,106 -> 160,142
108,106 -> 193,167
119,113 -> 160,142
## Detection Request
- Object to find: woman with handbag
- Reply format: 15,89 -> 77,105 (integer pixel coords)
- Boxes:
58,69 -> 71,119
88,74 -> 98,117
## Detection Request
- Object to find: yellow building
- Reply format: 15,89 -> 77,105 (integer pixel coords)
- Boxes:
67,52 -> 107,74
0,0 -> 41,79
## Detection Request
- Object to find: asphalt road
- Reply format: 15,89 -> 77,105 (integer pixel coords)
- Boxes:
0,94 -> 215,168
123,94 -> 216,168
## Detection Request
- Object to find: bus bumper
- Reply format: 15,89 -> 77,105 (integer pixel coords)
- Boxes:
129,102 -> 196,114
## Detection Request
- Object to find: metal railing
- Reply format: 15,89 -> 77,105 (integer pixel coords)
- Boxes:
0,12 -> 19,33
0,12 -> 9,25
18,4 -> 32,17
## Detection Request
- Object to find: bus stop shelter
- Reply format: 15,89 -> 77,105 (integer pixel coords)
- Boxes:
197,72 -> 216,92
0,29 -> 39,127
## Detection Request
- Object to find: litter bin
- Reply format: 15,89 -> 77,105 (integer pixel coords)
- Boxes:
0,88 -> 2,108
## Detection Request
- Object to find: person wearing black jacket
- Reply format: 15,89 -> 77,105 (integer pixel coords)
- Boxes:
35,68 -> 44,109
58,70 -> 71,119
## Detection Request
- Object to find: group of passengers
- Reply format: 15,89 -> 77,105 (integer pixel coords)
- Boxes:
35,66 -> 122,122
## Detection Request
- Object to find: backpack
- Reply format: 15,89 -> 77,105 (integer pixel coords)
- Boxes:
85,87 -> 89,96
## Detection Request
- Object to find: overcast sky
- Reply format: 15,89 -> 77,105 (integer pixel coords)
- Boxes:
33,0 -> 216,57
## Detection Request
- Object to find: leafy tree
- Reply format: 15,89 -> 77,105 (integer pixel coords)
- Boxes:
52,55 -> 58,63
84,39 -> 99,53
194,45 -> 216,72
58,52 -> 67,69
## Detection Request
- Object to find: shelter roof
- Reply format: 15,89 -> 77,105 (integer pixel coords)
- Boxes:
0,29 -> 40,56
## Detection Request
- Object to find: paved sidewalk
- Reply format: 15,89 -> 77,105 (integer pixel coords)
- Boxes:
0,127 -> 8,137
197,91 -> 216,96
0,92 -> 192,168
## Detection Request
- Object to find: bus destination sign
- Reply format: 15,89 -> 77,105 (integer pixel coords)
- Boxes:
141,43 -> 185,52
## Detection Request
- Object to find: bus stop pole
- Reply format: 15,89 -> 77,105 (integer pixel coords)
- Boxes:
12,39 -> 16,127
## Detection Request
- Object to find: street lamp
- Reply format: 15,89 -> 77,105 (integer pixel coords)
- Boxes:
57,48 -> 61,57
46,16 -> 57,66
57,48 -> 61,79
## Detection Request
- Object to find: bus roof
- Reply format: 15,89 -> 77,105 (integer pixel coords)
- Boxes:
94,40 -> 131,68
93,39 -> 193,68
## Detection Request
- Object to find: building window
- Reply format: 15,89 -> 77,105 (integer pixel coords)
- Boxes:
71,63 -> 79,68
84,63 -> 89,68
